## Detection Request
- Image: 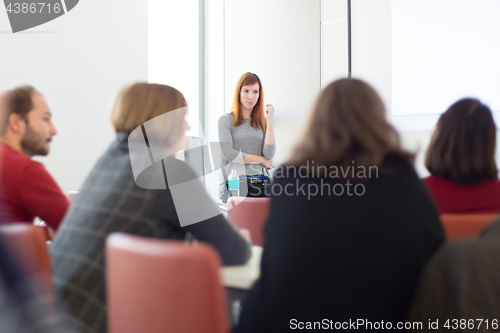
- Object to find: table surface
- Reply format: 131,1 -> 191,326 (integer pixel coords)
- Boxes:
221,245 -> 262,290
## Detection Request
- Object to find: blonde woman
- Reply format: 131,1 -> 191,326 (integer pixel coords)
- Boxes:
51,83 -> 251,333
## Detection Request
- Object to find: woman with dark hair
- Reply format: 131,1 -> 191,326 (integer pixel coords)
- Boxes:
235,78 -> 444,333
218,72 -> 276,202
423,98 -> 500,213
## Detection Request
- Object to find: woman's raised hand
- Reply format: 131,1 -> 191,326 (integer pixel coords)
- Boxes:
265,104 -> 275,122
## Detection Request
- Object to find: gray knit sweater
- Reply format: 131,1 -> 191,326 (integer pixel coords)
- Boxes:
218,113 -> 276,197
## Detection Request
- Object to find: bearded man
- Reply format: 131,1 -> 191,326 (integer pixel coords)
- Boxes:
0,86 -> 68,232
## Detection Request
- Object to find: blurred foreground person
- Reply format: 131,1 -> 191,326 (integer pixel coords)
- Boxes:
236,78 -> 445,332
51,83 -> 251,333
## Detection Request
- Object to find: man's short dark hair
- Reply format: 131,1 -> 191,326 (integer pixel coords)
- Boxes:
0,85 -> 38,136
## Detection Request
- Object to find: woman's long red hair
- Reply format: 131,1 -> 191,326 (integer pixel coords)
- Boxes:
230,72 -> 266,131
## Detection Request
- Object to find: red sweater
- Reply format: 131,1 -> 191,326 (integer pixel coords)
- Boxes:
0,143 -> 69,230
423,175 -> 500,214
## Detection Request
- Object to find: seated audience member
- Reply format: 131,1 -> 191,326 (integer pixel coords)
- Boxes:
50,83 -> 251,333
0,86 -> 68,231
423,98 -> 500,213
0,99 -> 75,332
235,78 -> 445,333
410,219 -> 500,332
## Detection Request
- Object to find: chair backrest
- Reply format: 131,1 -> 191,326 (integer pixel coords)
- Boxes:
0,224 -> 52,296
227,197 -> 270,246
106,233 -> 228,333
441,214 -> 499,241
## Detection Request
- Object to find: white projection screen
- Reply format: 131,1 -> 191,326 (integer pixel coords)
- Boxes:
391,0 -> 500,130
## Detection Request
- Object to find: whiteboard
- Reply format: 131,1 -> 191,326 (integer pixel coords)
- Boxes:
392,0 -> 500,130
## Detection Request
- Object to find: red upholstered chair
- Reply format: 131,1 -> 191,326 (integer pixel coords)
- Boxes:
106,233 -> 228,333
227,197 -> 270,246
440,214 -> 499,242
0,224 -> 53,297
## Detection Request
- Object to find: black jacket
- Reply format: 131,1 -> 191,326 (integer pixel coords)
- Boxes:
236,155 -> 444,332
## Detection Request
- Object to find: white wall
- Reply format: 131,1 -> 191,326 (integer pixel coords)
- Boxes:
204,0 -> 225,199
0,0 -> 148,194
399,130 -> 432,177
350,0 -> 433,177
392,0 -> 500,121
223,0 -> 321,167
321,0 -> 348,87
351,0 -> 392,116
351,0 -> 500,178
149,0 -> 200,137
